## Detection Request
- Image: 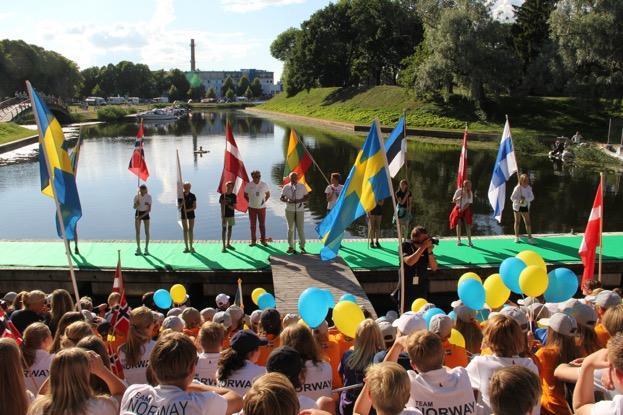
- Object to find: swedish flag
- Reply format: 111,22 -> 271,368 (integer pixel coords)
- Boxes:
28,83 -> 82,240
316,121 -> 391,260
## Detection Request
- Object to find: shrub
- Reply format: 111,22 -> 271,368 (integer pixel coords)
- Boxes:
96,106 -> 128,121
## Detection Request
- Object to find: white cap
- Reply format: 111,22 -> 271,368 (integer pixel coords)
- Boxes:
454,304 -> 476,323
213,311 -> 232,329
250,309 -> 262,325
385,310 -> 398,323
596,290 -> 622,309
162,316 -> 184,332
562,302 -> 597,328
500,307 -> 529,332
200,307 -> 216,321
167,307 -> 183,317
282,313 -> 299,327
227,305 -> 244,325
216,293 -> 231,308
538,313 -> 578,337
378,320 -> 397,343
429,314 -> 453,338
392,312 -> 426,335
517,297 -> 538,306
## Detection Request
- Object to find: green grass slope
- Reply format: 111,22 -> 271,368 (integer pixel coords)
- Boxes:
0,122 -> 36,145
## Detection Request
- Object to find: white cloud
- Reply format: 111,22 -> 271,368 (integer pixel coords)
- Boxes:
489,0 -> 524,21
220,0 -> 305,13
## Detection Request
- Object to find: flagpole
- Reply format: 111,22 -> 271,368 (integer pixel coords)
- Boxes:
598,172 -> 604,282
26,81 -> 82,310
237,278 -> 244,312
375,118 -> 406,313
507,114 -> 520,180
295,130 -> 330,185
403,111 -> 409,181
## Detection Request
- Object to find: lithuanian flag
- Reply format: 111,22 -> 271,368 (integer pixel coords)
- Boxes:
282,129 -> 312,191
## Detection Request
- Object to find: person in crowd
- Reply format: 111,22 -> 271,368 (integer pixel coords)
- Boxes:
281,323 -> 333,399
572,131 -> 583,144
450,179 -> 474,247
313,321 -> 343,388
12,290 -> 28,312
395,179 -> 413,242
48,288 -> 74,336
453,304 -> 483,356
257,308 -> 282,366
384,330 -> 475,414
489,366 -> 542,415
466,314 -> 539,415
219,180 -> 237,252
339,319 -> 385,415
582,279 -> 602,296
178,181 -> 197,253
77,335 -> 115,394
374,312 -> 427,371
21,322 -> 53,394
573,332 -> 623,414
216,293 -> 231,311
244,372 -> 326,415
367,199 -> 384,248
118,306 -> 156,385
227,304 -> 245,334
50,311 -> 84,353
510,173 -> 535,243
595,290 -> 623,347
377,320 -> 397,351
280,171 -> 309,254
216,329 -> 267,396
0,338 -> 31,415
196,321 -> 225,386
181,307 -> 202,339
245,170 -> 271,246
133,184 -> 152,256
201,307 -> 217,323
535,313 -> 580,415
429,314 -> 468,368
400,226 -> 438,304
60,321 -> 93,349
283,313 -> 299,328
161,315 -> 185,332
29,347 -> 125,415
563,301 -> 600,356
10,290 -> 48,334
120,332 -> 242,415
353,361 -> 422,415
325,172 -> 343,213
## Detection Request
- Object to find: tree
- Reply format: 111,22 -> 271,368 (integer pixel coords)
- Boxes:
80,67 -> 100,97
244,86 -> 254,100
188,84 -> 206,100
223,76 -> 235,96
225,88 -> 235,101
168,84 -> 179,101
250,78 -> 263,97
237,76 -> 250,96
164,69 -> 190,99
270,27 -> 300,61
206,87 -> 216,99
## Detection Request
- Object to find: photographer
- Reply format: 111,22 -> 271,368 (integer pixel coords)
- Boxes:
401,226 -> 438,303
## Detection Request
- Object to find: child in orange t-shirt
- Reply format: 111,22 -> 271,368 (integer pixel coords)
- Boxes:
430,314 -> 468,368
314,321 -> 343,388
535,313 -> 580,415
256,309 -> 282,366
594,291 -> 623,347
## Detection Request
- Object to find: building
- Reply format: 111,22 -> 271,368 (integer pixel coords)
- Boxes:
186,69 -> 275,97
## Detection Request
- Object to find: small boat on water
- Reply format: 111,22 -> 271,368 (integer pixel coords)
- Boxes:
137,109 -> 179,121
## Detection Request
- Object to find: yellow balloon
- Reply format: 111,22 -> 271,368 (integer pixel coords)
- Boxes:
251,288 -> 267,305
483,273 -> 511,309
516,250 -> 546,271
458,272 -> 482,287
519,265 -> 549,297
411,298 -> 428,312
333,301 -> 365,339
448,328 -> 466,348
170,284 -> 187,304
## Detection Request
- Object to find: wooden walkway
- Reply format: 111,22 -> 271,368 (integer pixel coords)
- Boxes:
270,254 -> 377,318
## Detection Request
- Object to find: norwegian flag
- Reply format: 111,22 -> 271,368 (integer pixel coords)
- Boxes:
107,341 -> 124,378
0,308 -> 22,345
217,122 -> 250,212
128,121 -> 149,181
579,178 -> 603,285
456,127 -> 468,188
110,256 -> 130,335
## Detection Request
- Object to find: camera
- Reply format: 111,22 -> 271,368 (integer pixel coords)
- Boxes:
429,237 -> 440,246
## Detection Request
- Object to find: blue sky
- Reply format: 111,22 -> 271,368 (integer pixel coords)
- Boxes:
0,0 -> 520,82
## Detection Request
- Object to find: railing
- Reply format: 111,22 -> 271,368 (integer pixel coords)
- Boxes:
0,94 -> 67,122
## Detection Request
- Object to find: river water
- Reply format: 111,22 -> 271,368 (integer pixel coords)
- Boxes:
1,110 -> 622,241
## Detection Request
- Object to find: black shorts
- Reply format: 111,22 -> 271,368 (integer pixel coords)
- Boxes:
135,211 -> 150,221
181,212 -> 196,220
514,206 -> 530,213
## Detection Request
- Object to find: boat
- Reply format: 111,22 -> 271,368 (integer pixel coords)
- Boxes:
136,109 -> 179,121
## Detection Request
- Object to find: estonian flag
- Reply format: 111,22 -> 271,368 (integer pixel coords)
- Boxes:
384,116 -> 406,178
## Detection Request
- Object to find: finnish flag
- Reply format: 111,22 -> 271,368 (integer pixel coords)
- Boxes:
488,119 -> 518,222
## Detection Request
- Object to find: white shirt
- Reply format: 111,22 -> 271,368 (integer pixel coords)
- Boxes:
401,409 -> 423,415
120,384 -> 227,415
281,182 -> 308,212
300,360 -> 333,400
24,349 -> 53,394
453,188 -> 473,210
407,367 -> 476,415
245,181 -> 269,210
325,184 -> 343,210
134,193 -> 152,212
217,360 -> 266,396
31,397 -> 118,415
195,352 -> 220,387
510,184 -> 534,211
299,395 -> 318,411
466,355 -> 539,415
592,395 -> 623,415
119,340 -> 156,385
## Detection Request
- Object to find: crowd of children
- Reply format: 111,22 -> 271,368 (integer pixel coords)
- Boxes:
1,280 -> 623,415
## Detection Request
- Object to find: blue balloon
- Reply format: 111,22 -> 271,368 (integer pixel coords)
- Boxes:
323,290 -> 335,308
298,288 -> 329,328
544,268 -> 579,303
154,289 -> 172,309
340,294 -> 357,303
500,257 -> 527,294
257,292 -> 276,310
475,309 -> 490,322
423,308 -> 445,327
458,279 -> 485,310
448,311 -> 457,321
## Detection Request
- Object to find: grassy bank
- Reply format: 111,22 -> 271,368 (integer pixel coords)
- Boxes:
258,86 -> 621,140
0,122 -> 35,145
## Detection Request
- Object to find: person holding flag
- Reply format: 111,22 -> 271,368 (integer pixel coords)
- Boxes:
132,184 -> 151,255
245,170 -> 270,246
219,181 -> 237,252
281,172 -> 309,254
128,120 -> 149,183
449,127 -> 473,246
178,182 -> 197,253
510,174 -> 535,243
579,175 -> 604,285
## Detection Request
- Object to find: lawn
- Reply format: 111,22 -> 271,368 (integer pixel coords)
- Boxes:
0,122 -> 36,145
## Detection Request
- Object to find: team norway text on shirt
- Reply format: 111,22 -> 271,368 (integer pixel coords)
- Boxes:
412,400 -> 476,415
124,392 -> 189,415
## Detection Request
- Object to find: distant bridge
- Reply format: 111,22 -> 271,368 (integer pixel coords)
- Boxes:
0,96 -> 71,123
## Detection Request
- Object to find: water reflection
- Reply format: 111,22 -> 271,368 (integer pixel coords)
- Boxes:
0,110 -> 621,241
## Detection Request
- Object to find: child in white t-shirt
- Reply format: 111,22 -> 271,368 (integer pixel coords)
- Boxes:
466,314 -> 539,415
573,332 -> 623,415
195,321 -> 225,386
118,306 -> 156,385
21,322 -> 53,394
353,361 -> 422,415
384,330 -> 476,415
216,330 -> 267,396
488,366 -> 542,415
120,332 -> 243,415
